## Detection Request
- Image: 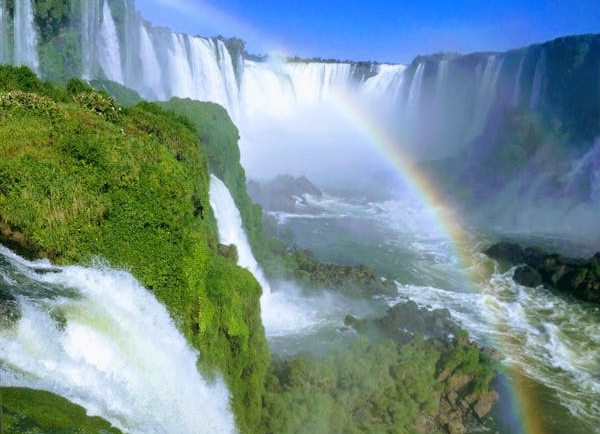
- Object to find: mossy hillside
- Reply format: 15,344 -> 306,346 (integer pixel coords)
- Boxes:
0,66 -> 268,434
1,387 -> 123,434
158,98 -> 267,258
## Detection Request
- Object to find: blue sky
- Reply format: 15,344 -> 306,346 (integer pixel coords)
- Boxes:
136,0 -> 600,63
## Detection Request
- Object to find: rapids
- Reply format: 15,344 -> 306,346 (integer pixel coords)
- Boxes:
265,189 -> 600,434
0,246 -> 236,434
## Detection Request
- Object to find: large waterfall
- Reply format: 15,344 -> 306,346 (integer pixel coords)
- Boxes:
1,0 -> 582,166
0,246 -> 236,434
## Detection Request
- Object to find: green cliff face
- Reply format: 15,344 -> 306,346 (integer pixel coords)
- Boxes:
0,65 -> 269,434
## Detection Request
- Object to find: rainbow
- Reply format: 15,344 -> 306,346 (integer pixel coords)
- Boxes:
329,90 -> 548,434
137,2 -> 549,432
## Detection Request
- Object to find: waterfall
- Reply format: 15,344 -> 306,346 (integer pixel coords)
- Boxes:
0,245 -> 236,434
530,50 -> 546,109
209,174 -> 326,337
469,55 -> 503,139
12,0 -> 38,72
81,0 -> 100,79
98,0 -> 123,83
360,64 -> 406,100
0,0 -> 9,64
405,63 -> 425,129
208,174 -> 271,294
434,59 -> 449,105
138,22 -> 164,99
512,53 -> 525,106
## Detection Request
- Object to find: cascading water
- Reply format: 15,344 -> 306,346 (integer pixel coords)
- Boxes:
0,0 -> 9,64
208,174 -> 271,293
512,53 -> 525,106
12,0 -> 38,72
98,0 -> 124,83
0,245 -> 237,434
208,175 -> 357,339
469,55 -> 503,139
529,50 -> 546,109
360,63 -> 406,100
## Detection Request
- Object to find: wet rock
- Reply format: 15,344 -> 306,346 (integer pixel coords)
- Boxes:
484,242 -> 600,304
0,284 -> 21,327
484,242 -> 524,267
513,265 -> 542,287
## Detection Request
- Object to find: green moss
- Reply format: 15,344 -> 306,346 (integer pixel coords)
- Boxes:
0,66 -> 268,434
1,387 -> 123,434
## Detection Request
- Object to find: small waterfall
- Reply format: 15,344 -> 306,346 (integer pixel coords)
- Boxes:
512,53 -> 525,106
0,0 -> 10,64
530,50 -> 546,109
0,245 -> 236,434
434,59 -> 449,105
209,174 -> 326,337
81,0 -> 100,79
12,0 -> 38,72
138,22 -> 164,99
98,0 -> 123,83
405,63 -> 425,127
208,174 -> 271,294
469,55 -> 503,139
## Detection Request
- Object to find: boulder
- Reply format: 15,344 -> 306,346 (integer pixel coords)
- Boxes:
484,242 -> 524,266
513,265 -> 542,287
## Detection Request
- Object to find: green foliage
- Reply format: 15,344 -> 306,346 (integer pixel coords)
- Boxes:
437,332 -> 498,394
1,387 -> 123,434
158,98 -> 268,259
89,79 -> 143,107
38,28 -> 82,82
262,337 -> 441,434
33,0 -> 72,43
0,72 -> 269,434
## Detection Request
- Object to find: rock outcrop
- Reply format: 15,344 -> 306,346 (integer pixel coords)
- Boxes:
346,300 -> 500,434
484,242 -> 600,303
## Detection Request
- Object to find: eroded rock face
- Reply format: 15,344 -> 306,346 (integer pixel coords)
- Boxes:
485,242 -> 600,303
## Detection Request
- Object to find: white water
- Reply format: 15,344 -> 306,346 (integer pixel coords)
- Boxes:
0,0 -> 9,64
0,246 -> 236,434
12,0 -> 38,72
208,175 -> 370,340
98,0 -> 123,83
529,50 -> 546,109
469,55 -> 503,139
512,53 -> 525,106
270,191 -> 600,432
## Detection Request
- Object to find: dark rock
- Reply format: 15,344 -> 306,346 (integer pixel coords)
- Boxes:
513,265 -> 542,287
0,284 -> 21,327
375,300 -> 461,342
484,242 -> 600,304
484,242 -> 524,266
246,174 -> 322,212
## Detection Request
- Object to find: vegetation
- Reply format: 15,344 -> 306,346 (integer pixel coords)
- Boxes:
0,64 -> 500,434
157,98 -> 267,260
0,65 -> 268,434
261,331 -> 498,434
1,387 -> 123,434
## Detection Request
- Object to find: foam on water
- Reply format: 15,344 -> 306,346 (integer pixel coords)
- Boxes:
0,246 -> 236,434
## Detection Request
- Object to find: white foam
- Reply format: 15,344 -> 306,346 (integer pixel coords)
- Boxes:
0,246 -> 236,434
